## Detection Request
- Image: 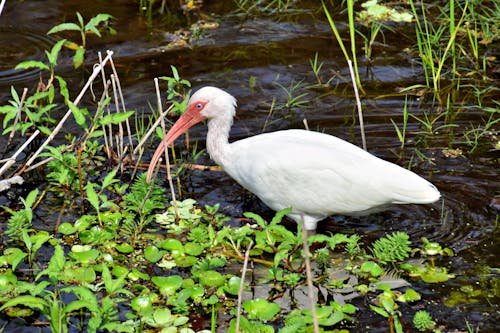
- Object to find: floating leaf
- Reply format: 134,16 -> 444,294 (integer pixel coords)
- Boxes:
361,261 -> 383,277
144,245 -> 165,263
224,276 -> 242,295
115,243 -> 134,254
243,299 -> 280,321
199,270 -> 225,288
152,275 -> 183,295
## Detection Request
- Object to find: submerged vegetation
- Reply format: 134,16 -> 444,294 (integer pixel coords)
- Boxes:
0,0 -> 498,332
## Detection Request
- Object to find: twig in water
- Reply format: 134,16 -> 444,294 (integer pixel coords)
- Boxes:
303,118 -> 310,131
0,130 -> 40,178
154,77 -> 178,219
301,214 -> 319,333
0,0 -> 6,17
236,240 -> 253,333
348,59 -> 366,151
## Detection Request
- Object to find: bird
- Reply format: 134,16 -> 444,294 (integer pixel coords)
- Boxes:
146,86 -> 440,231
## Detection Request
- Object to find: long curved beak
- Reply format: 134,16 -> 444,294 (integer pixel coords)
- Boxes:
146,105 -> 206,183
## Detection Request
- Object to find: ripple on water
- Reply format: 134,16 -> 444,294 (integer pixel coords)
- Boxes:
0,28 -> 54,86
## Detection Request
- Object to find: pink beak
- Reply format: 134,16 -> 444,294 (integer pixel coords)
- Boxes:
146,104 -> 206,183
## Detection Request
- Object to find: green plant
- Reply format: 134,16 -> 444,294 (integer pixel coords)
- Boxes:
2,189 -> 39,243
371,231 -> 412,264
309,52 -> 337,87
322,0 -> 363,92
15,38 -> 67,87
356,0 -> 412,61
47,12 -> 115,68
409,0 -> 468,94
274,79 -> 310,110
0,87 -> 58,136
234,0 -> 295,15
160,65 -> 192,101
122,174 -> 167,245
413,310 -> 436,331
391,95 -> 410,149
370,284 -> 421,333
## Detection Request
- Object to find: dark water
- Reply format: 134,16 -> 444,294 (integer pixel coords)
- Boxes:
0,1 -> 498,332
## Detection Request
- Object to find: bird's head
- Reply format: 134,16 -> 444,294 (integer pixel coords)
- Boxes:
146,86 -> 236,183
189,86 -> 237,120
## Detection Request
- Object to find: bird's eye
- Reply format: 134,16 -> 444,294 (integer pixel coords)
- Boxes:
195,103 -> 203,109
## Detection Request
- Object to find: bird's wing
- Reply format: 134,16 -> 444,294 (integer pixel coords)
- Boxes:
223,130 -> 438,217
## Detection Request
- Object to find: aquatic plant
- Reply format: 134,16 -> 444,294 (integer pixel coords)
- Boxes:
413,310 -> 436,331
47,12 -> 115,68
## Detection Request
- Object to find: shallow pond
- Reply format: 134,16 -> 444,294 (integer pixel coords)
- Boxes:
0,1 -> 498,332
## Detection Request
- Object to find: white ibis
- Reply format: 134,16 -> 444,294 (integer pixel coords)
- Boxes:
147,86 -> 440,231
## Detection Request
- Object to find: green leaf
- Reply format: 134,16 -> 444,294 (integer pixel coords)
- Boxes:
24,189 -> 39,208
47,39 -> 67,67
0,295 -> 48,312
243,211 -> 267,228
15,60 -> 50,71
47,23 -> 81,34
10,86 -> 20,104
73,46 -> 85,68
101,169 -> 118,188
58,222 -> 77,235
36,243 -> 65,282
144,245 -> 166,263
171,65 -> 180,81
99,111 -> 134,126
243,299 -> 280,321
370,304 -> 389,318
3,247 -> 27,271
30,231 -> 52,256
115,243 -> 134,254
199,270 -> 225,287
56,76 -> 70,102
224,276 -> 242,296
85,14 -> 114,34
69,101 -> 87,129
421,267 -> 454,283
152,275 -> 183,295
270,207 -> 292,225
85,184 -> 100,211
65,300 -> 94,313
361,261 -> 383,277
76,12 -> 84,27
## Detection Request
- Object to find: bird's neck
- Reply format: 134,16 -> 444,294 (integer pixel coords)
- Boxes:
206,115 -> 232,167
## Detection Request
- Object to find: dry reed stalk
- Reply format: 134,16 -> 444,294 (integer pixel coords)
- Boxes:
236,240 -> 253,333
111,74 -> 125,169
154,77 -> 178,219
348,59 -> 367,151
97,52 -> 113,159
0,129 -> 40,177
303,118 -> 310,131
0,0 -> 6,16
109,56 -> 135,152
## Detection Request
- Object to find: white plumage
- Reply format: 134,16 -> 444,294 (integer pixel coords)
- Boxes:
147,86 -> 440,230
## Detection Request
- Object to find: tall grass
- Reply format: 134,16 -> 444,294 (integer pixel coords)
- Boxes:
409,0 -> 468,94
322,0 -> 363,93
